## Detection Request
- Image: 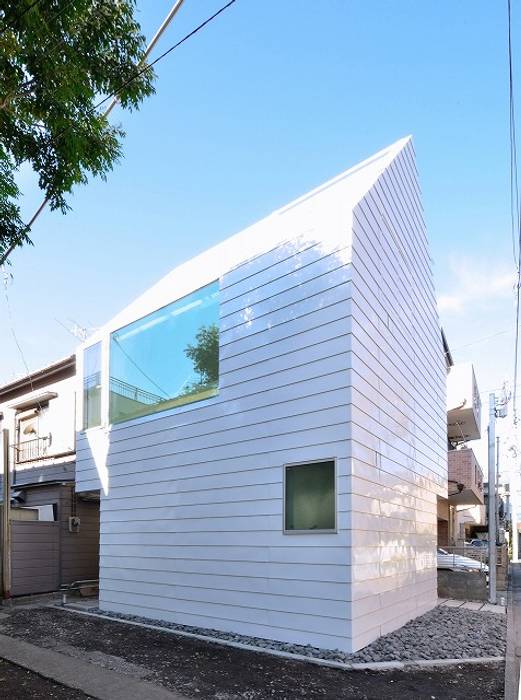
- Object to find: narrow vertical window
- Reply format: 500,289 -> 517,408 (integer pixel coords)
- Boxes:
284,460 -> 336,532
83,342 -> 102,429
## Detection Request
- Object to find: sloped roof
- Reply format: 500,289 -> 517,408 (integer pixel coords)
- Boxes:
83,136 -> 412,345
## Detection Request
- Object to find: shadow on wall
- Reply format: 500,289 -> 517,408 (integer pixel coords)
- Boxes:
83,230 -> 354,499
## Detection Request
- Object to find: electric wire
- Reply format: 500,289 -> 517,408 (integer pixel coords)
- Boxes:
1,267 -> 41,409
0,0 -> 237,267
111,336 -> 169,399
90,0 -> 236,118
508,0 -> 521,422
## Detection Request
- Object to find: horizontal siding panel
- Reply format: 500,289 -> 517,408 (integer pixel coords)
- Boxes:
221,245 -> 350,317
77,438 -> 350,488
101,598 -> 351,651
220,282 -> 351,346
100,546 -> 348,567
101,567 -> 347,599
100,544 -> 348,568
100,578 -> 346,618
220,265 -> 351,333
221,237 -> 349,301
99,589 -> 346,637
220,300 -> 350,360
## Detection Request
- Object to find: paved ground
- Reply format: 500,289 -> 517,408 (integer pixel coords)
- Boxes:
0,658 -> 91,699
438,598 -> 506,613
0,605 -> 505,699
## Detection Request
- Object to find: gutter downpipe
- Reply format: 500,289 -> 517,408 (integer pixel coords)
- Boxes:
488,394 -> 497,604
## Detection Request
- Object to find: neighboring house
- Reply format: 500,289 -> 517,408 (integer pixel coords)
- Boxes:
0,356 -> 99,596
75,137 -> 447,653
437,360 -> 484,546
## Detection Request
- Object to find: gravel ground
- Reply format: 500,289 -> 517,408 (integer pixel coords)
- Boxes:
0,658 -> 92,699
0,606 -> 505,699
90,604 -> 506,663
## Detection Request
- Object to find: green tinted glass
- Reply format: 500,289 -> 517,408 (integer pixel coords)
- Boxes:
285,461 -> 335,531
83,342 -> 102,429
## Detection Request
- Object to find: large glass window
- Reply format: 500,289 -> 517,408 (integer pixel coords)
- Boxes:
285,461 -> 336,532
109,281 -> 219,424
83,342 -> 102,429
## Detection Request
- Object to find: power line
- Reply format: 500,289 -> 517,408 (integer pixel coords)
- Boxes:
1,267 -> 41,406
451,329 -> 511,353
92,0 -> 236,117
509,0 -> 521,422
509,0 -> 521,268
112,336 -> 169,398
0,0 -> 237,267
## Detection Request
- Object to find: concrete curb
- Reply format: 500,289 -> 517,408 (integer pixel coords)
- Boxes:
0,633 -> 188,700
57,605 -> 505,673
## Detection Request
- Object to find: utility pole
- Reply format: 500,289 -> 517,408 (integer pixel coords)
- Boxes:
488,394 -> 497,604
1,429 -> 11,600
488,392 -> 509,603
513,473 -> 519,562
496,435 -> 501,542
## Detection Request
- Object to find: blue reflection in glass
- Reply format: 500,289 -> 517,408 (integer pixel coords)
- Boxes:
109,281 -> 219,424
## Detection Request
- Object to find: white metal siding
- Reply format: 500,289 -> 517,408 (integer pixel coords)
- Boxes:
78,228 -> 354,651
348,141 -> 446,649
75,137 -> 446,653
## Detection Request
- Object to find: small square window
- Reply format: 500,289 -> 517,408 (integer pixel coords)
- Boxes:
284,460 -> 336,533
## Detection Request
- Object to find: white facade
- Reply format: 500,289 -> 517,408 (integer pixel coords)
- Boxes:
0,357 -> 76,485
75,137 -> 446,653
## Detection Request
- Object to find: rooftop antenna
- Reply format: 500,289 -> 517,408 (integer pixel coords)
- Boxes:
55,318 -> 93,342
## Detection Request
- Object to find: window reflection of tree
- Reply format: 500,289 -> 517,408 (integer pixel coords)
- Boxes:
182,323 -> 219,396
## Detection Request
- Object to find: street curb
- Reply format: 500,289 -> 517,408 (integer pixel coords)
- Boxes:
0,632 -> 188,700
56,605 -> 505,673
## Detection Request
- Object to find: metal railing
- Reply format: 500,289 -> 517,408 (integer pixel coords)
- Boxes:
14,436 -> 50,464
109,376 -> 164,405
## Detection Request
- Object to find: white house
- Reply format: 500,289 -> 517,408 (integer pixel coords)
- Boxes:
75,137 -> 447,653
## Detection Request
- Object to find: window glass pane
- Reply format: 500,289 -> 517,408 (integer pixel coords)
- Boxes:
285,461 -> 335,531
109,281 -> 219,424
83,342 -> 102,429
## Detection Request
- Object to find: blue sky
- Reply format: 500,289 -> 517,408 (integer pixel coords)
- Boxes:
0,1 -> 518,465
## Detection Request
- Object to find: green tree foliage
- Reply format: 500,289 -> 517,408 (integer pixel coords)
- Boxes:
0,0 -> 156,259
184,323 -> 219,388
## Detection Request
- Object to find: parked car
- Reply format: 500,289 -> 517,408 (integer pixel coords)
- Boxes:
437,548 -> 488,572
467,539 -> 488,547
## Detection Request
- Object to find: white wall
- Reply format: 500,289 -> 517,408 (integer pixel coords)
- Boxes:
75,137 -> 445,653
348,140 -> 446,649
0,371 -> 76,476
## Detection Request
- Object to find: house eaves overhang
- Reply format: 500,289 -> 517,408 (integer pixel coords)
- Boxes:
8,391 -> 58,412
0,355 -> 75,402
